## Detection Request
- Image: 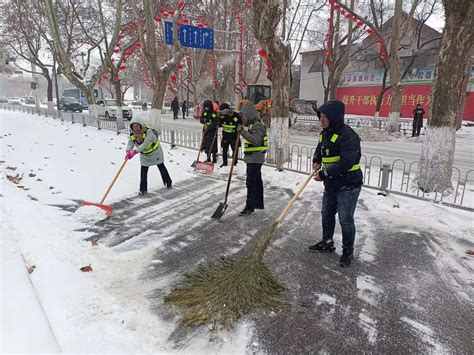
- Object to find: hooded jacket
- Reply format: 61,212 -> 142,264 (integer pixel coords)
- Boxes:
200,100 -> 219,154
313,100 -> 363,192
126,116 -> 164,166
240,102 -> 267,164
219,107 -> 242,140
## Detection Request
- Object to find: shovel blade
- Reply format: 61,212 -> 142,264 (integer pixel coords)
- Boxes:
82,202 -> 113,216
194,161 -> 214,174
191,160 -> 197,168
211,202 -> 227,220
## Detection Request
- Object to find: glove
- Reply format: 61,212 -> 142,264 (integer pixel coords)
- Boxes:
236,124 -> 244,132
126,150 -> 137,160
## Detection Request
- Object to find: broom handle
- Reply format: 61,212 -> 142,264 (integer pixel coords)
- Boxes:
276,170 -> 316,224
99,158 -> 128,204
196,126 -> 205,161
223,135 -> 240,204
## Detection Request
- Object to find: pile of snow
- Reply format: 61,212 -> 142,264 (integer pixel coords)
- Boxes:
73,205 -> 109,223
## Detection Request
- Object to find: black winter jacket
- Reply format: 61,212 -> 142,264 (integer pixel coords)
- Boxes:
313,100 -> 363,192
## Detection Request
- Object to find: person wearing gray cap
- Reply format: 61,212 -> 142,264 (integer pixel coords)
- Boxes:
238,102 -> 268,216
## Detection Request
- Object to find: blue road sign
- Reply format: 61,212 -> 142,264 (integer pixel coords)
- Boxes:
164,22 -> 214,50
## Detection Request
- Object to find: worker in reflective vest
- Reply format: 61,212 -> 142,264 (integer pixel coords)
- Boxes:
218,102 -> 243,168
200,100 -> 219,163
237,102 -> 268,216
125,116 -> 172,194
308,100 -> 363,267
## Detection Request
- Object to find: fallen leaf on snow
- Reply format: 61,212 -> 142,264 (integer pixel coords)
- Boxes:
80,265 -> 93,272
49,186 -> 54,189
91,240 -> 99,246
27,265 -> 36,274
36,178 -> 42,181
6,166 -> 17,170
393,203 -> 400,208
111,162 -> 115,165
27,195 -> 38,201
7,174 -> 22,184
466,249 -> 474,255
29,173 -> 36,177
0,160 -> 5,163
44,157 -> 50,159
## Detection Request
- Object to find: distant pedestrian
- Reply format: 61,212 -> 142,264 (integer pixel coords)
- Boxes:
238,102 -> 268,216
308,100 -> 363,268
181,100 -> 187,119
125,116 -> 172,194
412,104 -> 425,137
200,100 -> 219,163
171,96 -> 180,120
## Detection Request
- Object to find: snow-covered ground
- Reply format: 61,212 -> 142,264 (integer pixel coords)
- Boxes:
1,110 -> 473,353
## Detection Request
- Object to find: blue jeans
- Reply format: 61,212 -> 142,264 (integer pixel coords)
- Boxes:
321,187 -> 361,254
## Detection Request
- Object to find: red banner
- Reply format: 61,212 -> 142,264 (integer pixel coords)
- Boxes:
336,84 -> 474,121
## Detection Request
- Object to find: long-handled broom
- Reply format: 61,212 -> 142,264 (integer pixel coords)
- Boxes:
191,126 -> 205,168
165,169 -> 317,328
211,135 -> 240,220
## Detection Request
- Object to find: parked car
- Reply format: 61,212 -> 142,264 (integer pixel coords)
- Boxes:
96,99 -> 133,120
8,97 -> 22,105
24,96 -> 35,105
58,97 -> 83,112
0,97 -> 8,104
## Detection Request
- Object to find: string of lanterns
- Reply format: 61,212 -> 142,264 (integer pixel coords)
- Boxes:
325,0 -> 388,69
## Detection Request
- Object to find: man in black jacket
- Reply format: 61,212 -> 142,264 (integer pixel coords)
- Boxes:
308,100 -> 363,267
218,102 -> 242,167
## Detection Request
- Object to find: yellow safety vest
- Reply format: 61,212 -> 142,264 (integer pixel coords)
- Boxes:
319,132 -> 359,171
202,112 -> 217,128
220,115 -> 239,133
131,127 -> 160,154
243,123 -> 268,153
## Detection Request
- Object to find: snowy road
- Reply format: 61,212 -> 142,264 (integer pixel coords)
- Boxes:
141,112 -> 473,176
2,110 -> 473,353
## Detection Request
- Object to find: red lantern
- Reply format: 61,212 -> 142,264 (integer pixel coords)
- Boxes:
103,75 -> 109,80
111,58 -> 115,62
113,48 -> 120,53
118,34 -> 124,39
326,33 -> 332,38
367,28 -> 374,34
379,53 -> 386,59
119,65 -> 126,70
154,16 -> 161,22
341,10 -> 346,15
182,19 -> 189,24
171,75 -> 177,82
334,4 -> 341,9
178,1 -> 184,9
122,58 -> 127,63
325,50 -> 331,56
327,18 -> 333,22
135,43 -> 141,48
258,49 -> 268,58
159,9 -> 165,14
325,60 -> 331,66
197,23 -> 204,28
178,64 -> 184,70
376,39 -> 383,45
124,50 -> 132,56
329,0 -> 334,3
357,21 -> 363,27
168,10 -> 175,15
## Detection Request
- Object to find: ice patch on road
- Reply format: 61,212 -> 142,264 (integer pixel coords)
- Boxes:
357,275 -> 383,307
358,309 -> 378,344
401,316 -> 445,352
73,205 -> 108,223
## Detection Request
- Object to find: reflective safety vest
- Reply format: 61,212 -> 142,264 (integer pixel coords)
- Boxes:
243,123 -> 268,154
130,126 -> 160,154
202,112 -> 217,128
220,115 -> 239,133
319,132 -> 359,171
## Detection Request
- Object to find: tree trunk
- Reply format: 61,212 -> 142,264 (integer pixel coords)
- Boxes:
385,0 -> 403,133
114,79 -> 125,131
416,0 -> 474,193
253,0 -> 292,162
456,54 -> 472,130
375,68 -> 390,118
150,83 -> 167,132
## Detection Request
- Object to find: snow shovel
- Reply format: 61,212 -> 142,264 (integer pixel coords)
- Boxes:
211,136 -> 240,220
193,130 -> 218,174
191,126 -> 205,168
82,158 -> 128,216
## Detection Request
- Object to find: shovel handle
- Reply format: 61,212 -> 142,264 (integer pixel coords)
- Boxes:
195,126 -> 205,162
99,158 -> 128,204
223,135 -> 240,204
276,170 -> 317,224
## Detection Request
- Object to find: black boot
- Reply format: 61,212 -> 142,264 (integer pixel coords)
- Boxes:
212,154 -> 217,164
239,207 -> 254,216
339,249 -> 353,267
220,163 -> 228,168
308,240 -> 336,253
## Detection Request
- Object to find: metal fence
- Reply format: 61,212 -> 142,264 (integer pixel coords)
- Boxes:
293,114 -> 426,136
2,104 -> 472,210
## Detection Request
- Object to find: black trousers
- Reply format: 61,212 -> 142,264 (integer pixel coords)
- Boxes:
221,138 -> 239,165
173,110 -> 179,120
412,118 -> 422,137
140,164 -> 172,192
246,163 -> 264,210
182,110 -> 186,119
